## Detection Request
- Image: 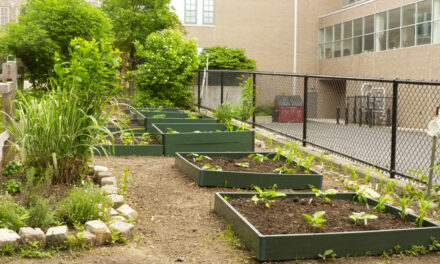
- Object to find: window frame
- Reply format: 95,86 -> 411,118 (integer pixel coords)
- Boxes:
184,0 -> 198,24
202,0 -> 215,25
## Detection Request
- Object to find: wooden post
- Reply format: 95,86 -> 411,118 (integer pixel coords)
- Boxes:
1,62 -> 17,166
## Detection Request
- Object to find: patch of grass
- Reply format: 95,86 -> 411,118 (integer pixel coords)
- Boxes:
56,185 -> 111,225
218,224 -> 243,249
255,105 -> 274,116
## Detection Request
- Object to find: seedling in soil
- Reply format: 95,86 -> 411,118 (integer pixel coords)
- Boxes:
303,155 -> 315,174
398,195 -> 414,220
152,114 -> 166,118
272,145 -> 285,161
201,163 -> 222,171
364,169 -> 371,184
303,211 -> 327,228
139,132 -> 152,145
248,154 -> 268,163
417,196 -> 434,227
166,128 -> 179,134
273,166 -> 296,174
251,186 -> 286,208
318,249 -> 336,260
351,168 -> 358,181
312,188 -> 337,202
384,180 -> 396,194
373,196 -> 393,214
349,212 -> 378,226
120,131 -> 135,145
187,153 -> 212,162
118,168 -> 132,198
235,162 -> 249,168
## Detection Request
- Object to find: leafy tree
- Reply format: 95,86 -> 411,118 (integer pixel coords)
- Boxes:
199,46 -> 257,71
134,29 -> 199,109
2,0 -> 111,86
102,0 -> 181,94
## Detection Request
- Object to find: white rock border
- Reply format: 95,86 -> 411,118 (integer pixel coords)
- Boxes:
0,165 -> 137,250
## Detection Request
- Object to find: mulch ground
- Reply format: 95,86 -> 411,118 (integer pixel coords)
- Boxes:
229,196 -> 415,235
188,155 -> 309,174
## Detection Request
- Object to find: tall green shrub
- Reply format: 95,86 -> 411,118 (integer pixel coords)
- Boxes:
199,46 -> 256,70
134,29 -> 199,109
2,0 -> 112,86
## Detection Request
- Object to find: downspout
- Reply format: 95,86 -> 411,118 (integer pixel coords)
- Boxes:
293,0 -> 298,95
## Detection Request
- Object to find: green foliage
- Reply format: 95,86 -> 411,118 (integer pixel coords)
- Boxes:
4,38 -> 119,184
318,249 -> 336,260
3,0 -> 111,85
19,241 -> 53,258
110,229 -> 127,244
0,196 -> 29,231
213,103 -> 235,123
199,46 -> 256,70
218,224 -> 243,249
27,197 -> 54,228
312,188 -> 337,202
248,154 -> 268,163
273,166 -> 296,174
56,186 -> 111,225
303,211 -> 327,228
255,105 -> 274,116
235,162 -> 250,168
234,76 -> 256,122
398,195 -> 413,220
139,132 -> 153,145
2,161 -> 23,177
251,186 -> 286,208
102,0 -> 180,54
134,29 -> 199,109
0,243 -> 14,256
3,179 -> 22,194
349,212 -> 378,226
117,168 -> 132,198
201,163 -> 222,171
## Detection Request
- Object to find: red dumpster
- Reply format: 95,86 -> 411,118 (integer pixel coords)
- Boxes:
274,96 -> 304,123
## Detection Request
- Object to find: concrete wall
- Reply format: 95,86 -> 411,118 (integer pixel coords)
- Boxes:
0,0 -> 25,23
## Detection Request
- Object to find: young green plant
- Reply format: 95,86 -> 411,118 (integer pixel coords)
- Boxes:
251,186 -> 286,208
303,211 -> 327,228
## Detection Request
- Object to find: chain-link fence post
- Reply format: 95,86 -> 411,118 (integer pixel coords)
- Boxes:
302,75 -> 308,147
252,73 -> 256,128
390,79 -> 399,179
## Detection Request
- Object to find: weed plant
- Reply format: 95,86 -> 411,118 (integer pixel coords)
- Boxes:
27,197 -> 54,228
0,195 -> 29,231
56,185 -> 111,225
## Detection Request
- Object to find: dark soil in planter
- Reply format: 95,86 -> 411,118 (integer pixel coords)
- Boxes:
109,135 -> 161,145
228,197 -> 416,235
187,156 -> 309,174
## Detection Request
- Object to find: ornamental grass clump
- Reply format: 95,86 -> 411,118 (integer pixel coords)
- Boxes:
56,186 -> 111,226
2,38 -> 120,184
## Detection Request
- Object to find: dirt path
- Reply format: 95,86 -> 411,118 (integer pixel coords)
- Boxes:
4,155 -> 440,264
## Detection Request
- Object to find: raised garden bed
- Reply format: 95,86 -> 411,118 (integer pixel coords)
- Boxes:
214,192 -> 440,261
94,134 -> 163,156
175,152 -> 322,189
151,123 -> 254,156
143,112 -> 217,133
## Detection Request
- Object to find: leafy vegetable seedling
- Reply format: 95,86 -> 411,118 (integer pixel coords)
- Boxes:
235,162 -> 249,168
318,249 -> 336,260
139,132 -> 152,145
312,188 -> 337,202
349,212 -> 378,226
187,153 -> 212,162
303,211 -> 327,228
201,163 -> 222,171
251,186 -> 286,208
273,166 -> 296,174
248,154 -> 268,163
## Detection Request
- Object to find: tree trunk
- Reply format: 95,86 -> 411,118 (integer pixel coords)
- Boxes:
129,44 -> 136,96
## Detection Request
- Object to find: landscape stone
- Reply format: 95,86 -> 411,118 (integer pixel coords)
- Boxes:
110,216 -> 126,223
19,227 -> 45,246
97,171 -> 112,179
117,204 -> 138,220
94,165 -> 108,173
78,231 -> 96,246
101,176 -> 117,186
109,221 -> 135,239
101,185 -> 118,194
85,220 -> 111,245
108,194 -> 124,208
46,226 -> 68,246
0,229 -> 20,248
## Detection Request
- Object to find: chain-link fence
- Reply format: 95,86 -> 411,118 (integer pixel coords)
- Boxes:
193,69 -> 440,183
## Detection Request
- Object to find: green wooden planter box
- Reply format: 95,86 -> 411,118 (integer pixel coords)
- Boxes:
152,123 -> 254,156
214,192 -> 440,261
175,152 -> 322,189
145,113 -> 217,133
94,144 -> 163,156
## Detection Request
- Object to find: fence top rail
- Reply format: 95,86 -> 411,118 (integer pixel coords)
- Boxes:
197,69 -> 440,86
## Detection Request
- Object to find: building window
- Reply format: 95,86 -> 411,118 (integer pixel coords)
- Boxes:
342,0 -> 366,7
184,0 -> 197,24
0,7 -> 8,26
203,0 -> 215,25
319,0 -> 440,59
